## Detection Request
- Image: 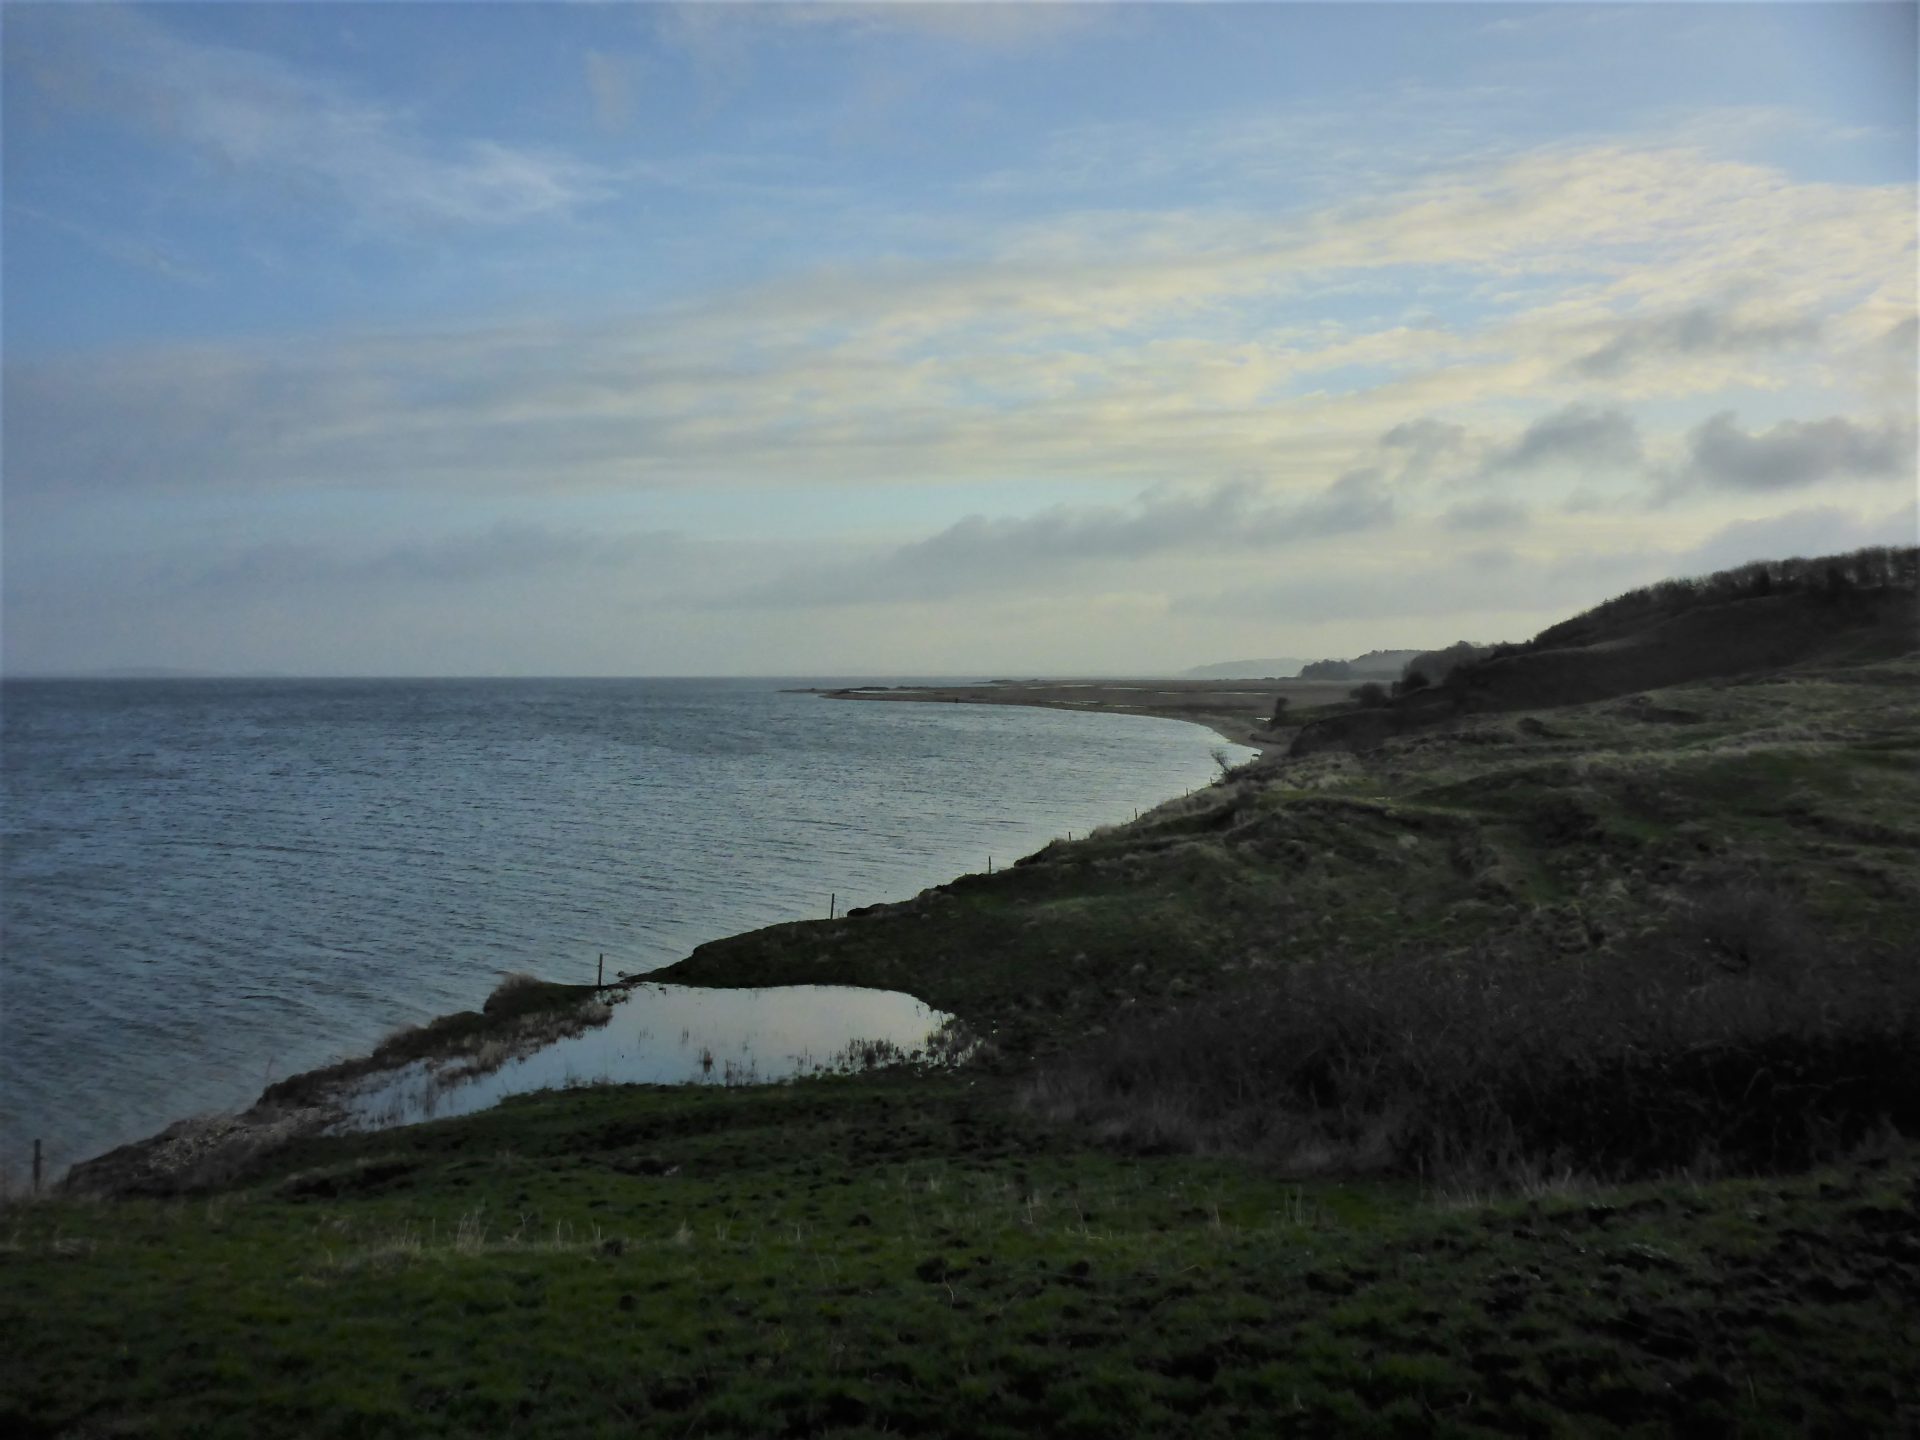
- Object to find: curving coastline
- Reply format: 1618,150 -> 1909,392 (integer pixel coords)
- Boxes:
8,677 -> 1239,1189
52,697 -> 1246,1197
806,675 -> 1355,750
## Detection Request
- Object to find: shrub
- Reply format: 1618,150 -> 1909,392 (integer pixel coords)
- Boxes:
1349,682 -> 1390,708
484,972 -> 546,1012
1024,885 -> 1920,1183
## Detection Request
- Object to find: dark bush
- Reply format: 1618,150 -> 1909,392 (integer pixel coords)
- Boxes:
1025,884 -> 1920,1182
1349,682 -> 1390,708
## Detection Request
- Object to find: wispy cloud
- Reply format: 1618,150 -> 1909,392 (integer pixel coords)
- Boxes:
11,130 -> 1907,508
1484,404 -> 1644,476
727,474 -> 1396,608
6,97 -> 1913,676
781,2 -> 1106,49
1441,497 -> 1529,533
8,203 -> 210,286
1175,499 -> 1917,628
158,522 -> 683,596
1568,302 -> 1821,380
583,50 -> 642,134
12,7 -> 611,232
658,0 -> 1103,62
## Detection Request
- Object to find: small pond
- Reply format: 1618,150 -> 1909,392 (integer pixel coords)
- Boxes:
335,983 -> 956,1132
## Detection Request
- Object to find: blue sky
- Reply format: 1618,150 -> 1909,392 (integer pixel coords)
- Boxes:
4,2 -> 1915,675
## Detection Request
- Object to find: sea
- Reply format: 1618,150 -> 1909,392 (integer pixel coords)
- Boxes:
1,678 -> 1249,1182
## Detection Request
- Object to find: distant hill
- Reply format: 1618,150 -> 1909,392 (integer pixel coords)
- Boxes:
1179,658 -> 1303,680
1291,546 -> 1919,755
1299,649 -> 1423,681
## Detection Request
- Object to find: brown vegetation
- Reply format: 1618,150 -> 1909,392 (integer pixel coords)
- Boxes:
1027,884 -> 1920,1183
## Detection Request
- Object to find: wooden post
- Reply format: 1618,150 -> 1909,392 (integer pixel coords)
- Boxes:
32,1139 -> 42,1194
829,893 -> 836,919
597,954 -> 604,987
987,856 -> 993,874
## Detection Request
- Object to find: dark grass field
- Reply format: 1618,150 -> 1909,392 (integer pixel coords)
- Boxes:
6,1076 -> 1919,1438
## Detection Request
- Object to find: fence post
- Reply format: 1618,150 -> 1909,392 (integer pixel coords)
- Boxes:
829,893 -> 836,919
597,953 -> 604,987
32,1139 -> 42,1194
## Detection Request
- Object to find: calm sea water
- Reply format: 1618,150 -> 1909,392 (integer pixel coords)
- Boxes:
1,678 -> 1246,1179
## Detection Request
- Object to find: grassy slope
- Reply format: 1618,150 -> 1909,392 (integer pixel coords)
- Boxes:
7,1078 -> 1920,1438
662,659 -> 1920,1060
6,656 -> 1919,1436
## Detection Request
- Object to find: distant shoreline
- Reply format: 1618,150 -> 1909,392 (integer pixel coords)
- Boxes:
804,676 -> 1356,752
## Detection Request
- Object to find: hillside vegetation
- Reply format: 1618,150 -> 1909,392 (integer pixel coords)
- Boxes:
5,550 -> 1918,1436
1292,546 -> 1917,756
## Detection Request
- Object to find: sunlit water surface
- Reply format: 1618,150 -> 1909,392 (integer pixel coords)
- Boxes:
2,678 -> 1250,1178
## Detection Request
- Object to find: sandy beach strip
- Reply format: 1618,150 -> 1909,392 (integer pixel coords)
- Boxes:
806,677 -> 1355,751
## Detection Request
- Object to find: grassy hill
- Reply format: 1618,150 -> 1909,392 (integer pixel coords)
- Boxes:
5,551 -> 1918,1436
1291,547 -> 1917,756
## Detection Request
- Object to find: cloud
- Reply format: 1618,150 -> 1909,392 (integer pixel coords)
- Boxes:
584,51 -> 642,134
1441,498 -> 1529,533
660,1 -> 1101,58
1171,552 -> 1606,626
1284,470 -> 1397,539
1570,303 -> 1821,379
1486,404 -> 1644,475
5,129 -> 1910,513
9,204 -> 210,286
1678,502 -> 1919,574
1175,498 -> 1915,629
13,7 -> 610,231
1881,316 -> 1919,354
729,474 -> 1396,607
1379,418 -> 1470,483
150,523 -> 683,597
788,2 -> 1103,48
1683,412 -> 1916,492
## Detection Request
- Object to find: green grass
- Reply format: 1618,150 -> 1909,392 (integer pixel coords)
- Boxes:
7,1076 -> 1919,1437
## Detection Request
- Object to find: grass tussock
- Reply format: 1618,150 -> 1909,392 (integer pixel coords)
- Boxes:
1027,882 -> 1920,1184
482,970 -> 548,1012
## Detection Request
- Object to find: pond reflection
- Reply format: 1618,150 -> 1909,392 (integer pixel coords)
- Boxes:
336,983 -> 956,1132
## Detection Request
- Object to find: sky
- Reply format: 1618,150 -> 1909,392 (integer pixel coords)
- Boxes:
3,1 -> 1915,677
